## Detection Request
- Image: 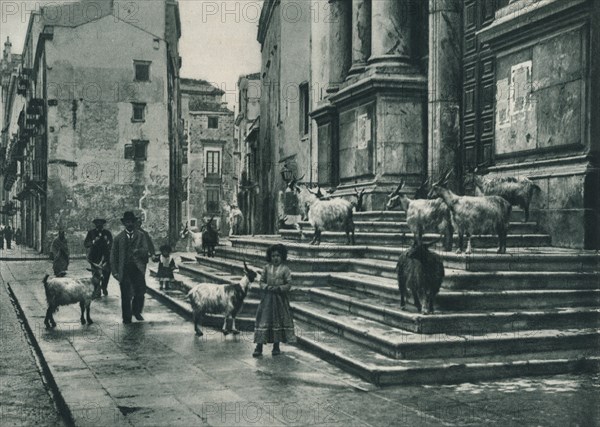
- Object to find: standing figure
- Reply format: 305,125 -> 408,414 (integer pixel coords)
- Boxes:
14,228 -> 22,246
4,225 -> 13,249
0,225 -> 4,250
253,244 -> 296,357
84,218 -> 113,296
156,244 -> 177,290
51,229 -> 70,276
110,211 -> 149,324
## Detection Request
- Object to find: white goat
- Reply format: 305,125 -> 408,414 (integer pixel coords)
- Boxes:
293,183 -> 355,245
429,184 -> 512,254
42,261 -> 106,328
187,262 -> 259,336
386,180 -> 454,251
472,171 -> 541,222
181,223 -> 204,254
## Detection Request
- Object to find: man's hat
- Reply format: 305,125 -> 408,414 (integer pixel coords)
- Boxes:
120,211 -> 137,223
93,218 -> 107,225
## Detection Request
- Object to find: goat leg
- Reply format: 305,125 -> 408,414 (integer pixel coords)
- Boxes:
222,316 -> 230,335
413,293 -> 422,313
86,303 -> 93,325
465,233 -> 473,254
80,301 -> 86,325
44,307 -> 53,329
231,317 -> 240,334
193,312 -> 203,336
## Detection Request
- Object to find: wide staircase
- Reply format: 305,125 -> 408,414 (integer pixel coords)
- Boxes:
151,209 -> 600,385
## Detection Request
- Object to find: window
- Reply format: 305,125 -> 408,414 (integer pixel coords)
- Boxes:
132,103 -> 146,122
206,151 -> 220,175
299,82 -> 309,136
124,140 -> 149,160
208,117 -> 219,129
206,189 -> 219,213
134,61 -> 151,81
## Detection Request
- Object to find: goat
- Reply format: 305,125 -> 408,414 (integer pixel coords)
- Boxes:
42,261 -> 106,328
293,182 -> 355,245
187,262 -> 259,336
351,188 -> 366,212
396,240 -> 444,314
429,183 -> 512,254
202,217 -> 219,257
471,170 -> 541,222
386,179 -> 454,252
181,223 -> 204,255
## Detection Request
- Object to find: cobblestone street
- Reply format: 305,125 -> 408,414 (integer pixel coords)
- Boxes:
0,257 -> 598,426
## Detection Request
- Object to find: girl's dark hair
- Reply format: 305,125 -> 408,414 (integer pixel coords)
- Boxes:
266,244 -> 288,262
159,244 -> 172,253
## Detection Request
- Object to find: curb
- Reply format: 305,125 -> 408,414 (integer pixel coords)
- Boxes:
5,282 -> 76,427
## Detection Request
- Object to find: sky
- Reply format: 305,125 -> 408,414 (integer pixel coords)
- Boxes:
0,0 -> 263,112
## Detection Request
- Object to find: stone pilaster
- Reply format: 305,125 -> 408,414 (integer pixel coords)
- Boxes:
347,0 -> 371,79
327,0 -> 352,93
427,0 -> 462,184
369,0 -> 414,71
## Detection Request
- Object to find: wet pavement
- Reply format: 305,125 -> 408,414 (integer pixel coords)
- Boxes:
1,258 -> 598,426
0,280 -> 65,426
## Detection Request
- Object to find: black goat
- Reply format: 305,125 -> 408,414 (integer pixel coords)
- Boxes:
202,217 -> 219,257
396,241 -> 444,314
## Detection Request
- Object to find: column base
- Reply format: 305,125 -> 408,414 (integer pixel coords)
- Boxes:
346,63 -> 367,80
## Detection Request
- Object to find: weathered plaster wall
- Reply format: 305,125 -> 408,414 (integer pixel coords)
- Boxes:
44,14 -> 171,251
187,110 -> 235,234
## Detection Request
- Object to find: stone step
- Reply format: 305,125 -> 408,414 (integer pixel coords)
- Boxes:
297,221 -> 539,234
292,301 -> 600,360
354,208 -> 529,223
187,253 -> 600,291
294,319 -> 600,386
227,237 -> 600,272
280,229 -> 551,248
306,286 -> 600,334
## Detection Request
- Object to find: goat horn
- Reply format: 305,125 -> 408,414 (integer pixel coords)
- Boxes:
243,261 -> 249,272
391,180 -> 404,196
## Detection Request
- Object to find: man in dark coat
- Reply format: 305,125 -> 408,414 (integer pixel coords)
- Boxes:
0,225 -> 4,250
84,219 -> 113,296
4,225 -> 13,249
110,212 -> 149,324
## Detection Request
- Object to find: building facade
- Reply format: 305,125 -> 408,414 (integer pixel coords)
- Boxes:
235,73 -> 261,234
181,78 -> 235,235
0,0 -> 183,253
257,0 -> 599,248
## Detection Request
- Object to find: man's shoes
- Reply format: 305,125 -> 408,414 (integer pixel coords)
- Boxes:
102,289 -> 108,296
134,314 -> 144,321
252,345 -> 263,358
123,319 -> 132,324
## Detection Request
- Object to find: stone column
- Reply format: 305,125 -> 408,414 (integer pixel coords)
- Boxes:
327,0 -> 352,93
347,0 -> 371,78
428,0 -> 462,184
369,0 -> 414,69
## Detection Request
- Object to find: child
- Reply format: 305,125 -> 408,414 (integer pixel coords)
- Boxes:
157,244 -> 177,290
253,243 -> 296,357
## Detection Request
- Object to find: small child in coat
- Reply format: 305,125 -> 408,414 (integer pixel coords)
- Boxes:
157,244 -> 177,290
253,243 -> 296,357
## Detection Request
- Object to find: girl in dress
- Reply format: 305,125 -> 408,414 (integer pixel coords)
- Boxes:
157,244 -> 177,290
253,243 -> 296,357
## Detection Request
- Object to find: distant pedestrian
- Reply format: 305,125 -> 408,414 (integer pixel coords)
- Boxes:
50,228 -> 70,276
84,219 -> 113,296
156,244 -> 176,290
253,243 -> 296,357
0,225 -> 4,250
4,225 -> 12,249
110,211 -> 149,324
14,228 -> 22,245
